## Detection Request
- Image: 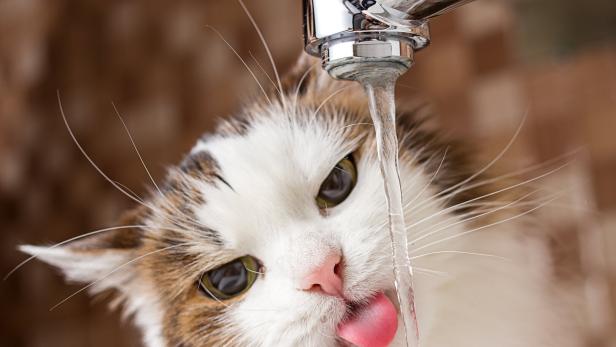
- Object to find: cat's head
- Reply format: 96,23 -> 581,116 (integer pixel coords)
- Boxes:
22,56 -> 476,347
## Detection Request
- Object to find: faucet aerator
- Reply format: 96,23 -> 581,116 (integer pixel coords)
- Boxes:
303,0 -> 474,81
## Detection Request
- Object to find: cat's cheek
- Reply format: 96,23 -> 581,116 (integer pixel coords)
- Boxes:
150,272 -> 244,346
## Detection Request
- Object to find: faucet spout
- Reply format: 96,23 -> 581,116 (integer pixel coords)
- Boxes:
381,0 -> 475,20
303,0 -> 475,80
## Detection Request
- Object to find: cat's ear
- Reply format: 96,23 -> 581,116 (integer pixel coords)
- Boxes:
19,209 -> 144,288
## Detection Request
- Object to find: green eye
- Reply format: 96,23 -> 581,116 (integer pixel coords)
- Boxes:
316,155 -> 357,209
199,256 -> 259,300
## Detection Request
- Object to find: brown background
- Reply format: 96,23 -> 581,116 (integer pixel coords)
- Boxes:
1,0 -> 615,346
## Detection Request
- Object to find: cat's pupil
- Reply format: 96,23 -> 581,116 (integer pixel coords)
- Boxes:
316,156 -> 357,209
320,165 -> 353,202
208,260 -> 248,296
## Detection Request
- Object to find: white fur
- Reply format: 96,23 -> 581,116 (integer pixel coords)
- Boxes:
29,103 -> 580,346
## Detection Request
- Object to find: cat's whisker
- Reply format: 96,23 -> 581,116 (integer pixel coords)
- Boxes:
407,190 -> 541,244
412,197 -> 544,235
49,242 -> 193,311
57,92 -> 156,210
205,25 -> 272,105
415,200 -> 523,221
312,87 -> 351,117
441,197 -> 542,209
198,272 -> 233,309
404,146 -> 449,210
433,111 -> 527,201
338,122 -> 373,131
535,201 -> 599,214
407,146 -> 579,216
61,93 -> 206,235
405,161 -> 571,230
112,180 -> 147,204
413,266 -> 450,278
111,102 -> 164,198
410,250 -> 510,261
400,144 -> 449,208
396,82 -> 421,93
112,105 -> 213,233
246,268 -> 266,275
408,191 -> 563,245
410,196 -> 558,255
373,219 -> 391,232
249,50 -> 281,96
404,128 -> 525,215
293,64 -> 316,106
237,0 -> 286,110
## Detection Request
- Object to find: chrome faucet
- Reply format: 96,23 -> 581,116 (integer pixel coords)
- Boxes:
303,0 -> 475,80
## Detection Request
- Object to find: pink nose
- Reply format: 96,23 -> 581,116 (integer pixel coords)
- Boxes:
299,252 -> 343,297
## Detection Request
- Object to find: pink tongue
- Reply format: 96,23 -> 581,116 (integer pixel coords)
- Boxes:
337,293 -> 398,347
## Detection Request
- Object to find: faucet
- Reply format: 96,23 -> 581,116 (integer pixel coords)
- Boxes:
303,0 -> 475,80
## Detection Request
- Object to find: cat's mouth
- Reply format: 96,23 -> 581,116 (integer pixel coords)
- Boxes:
336,292 -> 398,347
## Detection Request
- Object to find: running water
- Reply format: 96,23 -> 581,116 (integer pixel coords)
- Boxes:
358,66 -> 420,347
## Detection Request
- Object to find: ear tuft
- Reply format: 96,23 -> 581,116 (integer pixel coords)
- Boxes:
17,207 -> 146,288
19,243 -> 134,285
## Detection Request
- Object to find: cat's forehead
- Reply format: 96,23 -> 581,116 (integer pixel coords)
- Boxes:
192,107 -> 362,188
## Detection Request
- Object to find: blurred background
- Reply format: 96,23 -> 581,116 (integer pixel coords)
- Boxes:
0,0 -> 615,346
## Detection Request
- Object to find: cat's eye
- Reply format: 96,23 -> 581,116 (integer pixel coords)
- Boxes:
199,256 -> 259,300
316,155 -> 357,209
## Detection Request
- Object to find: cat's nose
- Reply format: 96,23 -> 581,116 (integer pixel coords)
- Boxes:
299,252 -> 343,297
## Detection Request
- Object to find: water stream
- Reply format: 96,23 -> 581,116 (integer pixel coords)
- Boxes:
358,67 -> 420,347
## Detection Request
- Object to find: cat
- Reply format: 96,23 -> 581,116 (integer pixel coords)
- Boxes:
20,55 -> 582,347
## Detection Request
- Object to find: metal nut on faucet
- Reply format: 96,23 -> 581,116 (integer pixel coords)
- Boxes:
303,0 -> 475,79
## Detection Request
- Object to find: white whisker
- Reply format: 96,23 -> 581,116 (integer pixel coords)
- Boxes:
407,190 -> 540,246
411,250 -> 509,261
293,64 -> 316,106
198,272 -> 233,309
413,267 -> 450,277
49,242 -> 192,311
339,122 -> 373,131
407,147 -> 578,216
237,0 -> 285,109
205,25 -> 271,105
312,87 -> 351,117
410,196 -> 559,254
404,147 -> 449,211
406,161 -> 571,229
57,91 -> 158,212
112,102 -> 164,198
249,50 -> 281,96
112,104 -> 214,232
434,111 -> 527,200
